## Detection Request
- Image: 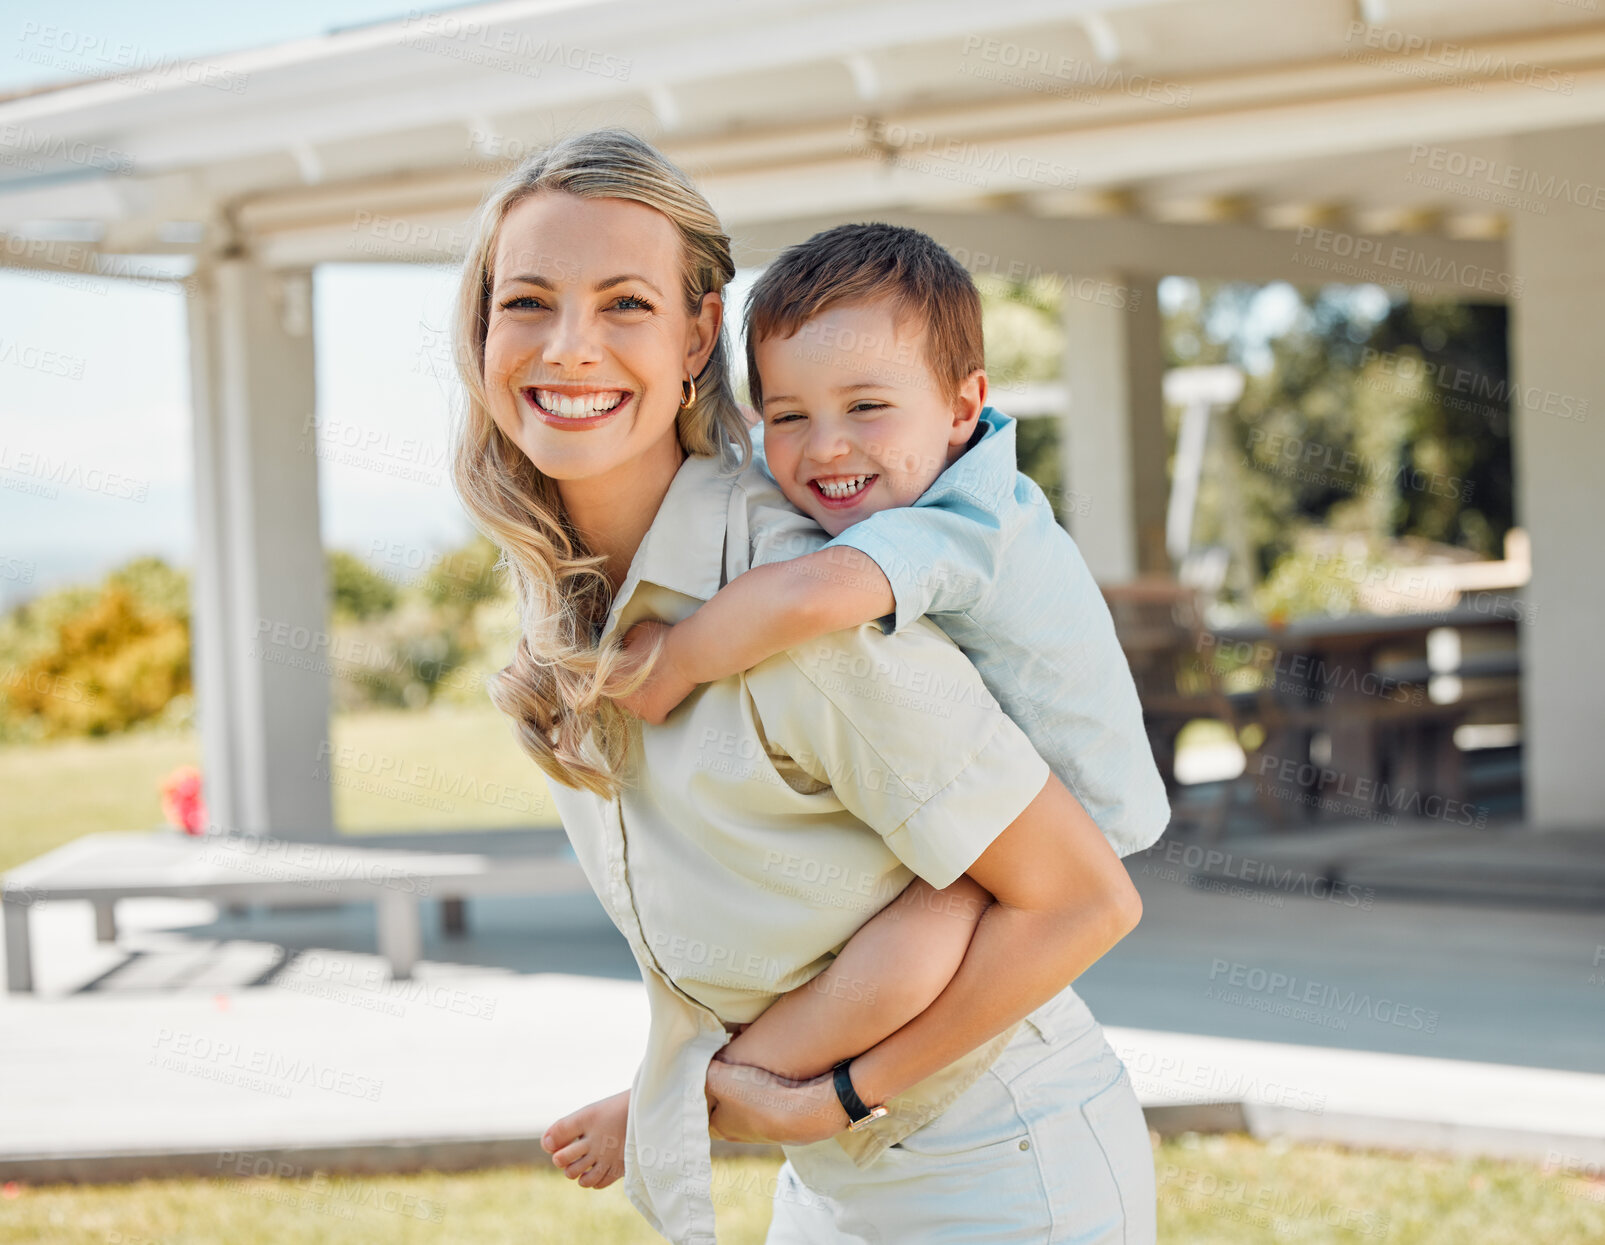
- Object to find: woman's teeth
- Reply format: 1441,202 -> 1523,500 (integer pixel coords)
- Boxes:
530,389 -> 627,418
815,474 -> 875,500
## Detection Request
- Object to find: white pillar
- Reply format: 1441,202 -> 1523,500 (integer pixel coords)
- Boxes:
186,259 -> 334,839
1505,125 -> 1605,830
1059,272 -> 1167,581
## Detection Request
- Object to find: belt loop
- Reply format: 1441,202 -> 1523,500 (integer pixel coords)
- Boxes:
1025,1005 -> 1057,1045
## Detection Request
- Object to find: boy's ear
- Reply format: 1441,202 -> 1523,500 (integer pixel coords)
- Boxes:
949,369 -> 988,446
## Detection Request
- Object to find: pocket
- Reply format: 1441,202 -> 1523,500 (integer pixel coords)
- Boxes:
889,1072 -> 1032,1159
1079,1070 -> 1158,1245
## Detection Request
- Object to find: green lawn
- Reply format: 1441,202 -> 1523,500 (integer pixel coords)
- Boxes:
5,716 -> 1604,1241
0,1156 -> 783,1245
0,706 -> 560,873
2,1136 -> 1601,1244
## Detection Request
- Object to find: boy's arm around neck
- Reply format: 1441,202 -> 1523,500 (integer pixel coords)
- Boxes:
670,546 -> 895,685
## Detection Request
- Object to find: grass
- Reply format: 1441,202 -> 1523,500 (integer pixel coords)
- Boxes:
5,714 -> 1604,1240
0,1155 -> 785,1245
1155,1133 -> 1605,1244
2,1136 -> 1601,1244
0,706 -> 560,874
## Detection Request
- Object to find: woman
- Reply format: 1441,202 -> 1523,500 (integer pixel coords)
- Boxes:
450,129 -> 1157,1244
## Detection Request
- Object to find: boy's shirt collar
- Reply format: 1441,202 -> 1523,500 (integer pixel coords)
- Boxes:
750,405 -> 1018,512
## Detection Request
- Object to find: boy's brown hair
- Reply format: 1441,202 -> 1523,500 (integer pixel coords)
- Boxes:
743,222 -> 983,410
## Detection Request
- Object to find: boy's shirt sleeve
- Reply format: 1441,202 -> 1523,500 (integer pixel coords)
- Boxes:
821,489 -> 1004,636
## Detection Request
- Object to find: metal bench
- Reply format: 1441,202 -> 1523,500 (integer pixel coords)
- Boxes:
2,829 -> 588,994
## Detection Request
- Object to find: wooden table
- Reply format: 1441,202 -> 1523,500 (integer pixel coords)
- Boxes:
1211,605 -> 1520,825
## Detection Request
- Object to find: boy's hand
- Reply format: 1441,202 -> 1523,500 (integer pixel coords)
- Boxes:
705,1059 -> 844,1146
614,620 -> 698,725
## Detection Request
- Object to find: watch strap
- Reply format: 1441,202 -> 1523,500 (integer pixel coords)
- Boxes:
832,1058 -> 884,1129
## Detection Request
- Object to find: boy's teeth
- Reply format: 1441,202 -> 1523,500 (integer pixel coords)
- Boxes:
818,474 -> 872,499
532,389 -> 625,417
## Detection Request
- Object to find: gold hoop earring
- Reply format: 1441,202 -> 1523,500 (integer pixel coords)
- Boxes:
680,375 -> 697,409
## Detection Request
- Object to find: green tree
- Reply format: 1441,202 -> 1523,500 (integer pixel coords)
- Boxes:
6,575 -> 191,739
327,549 -> 400,621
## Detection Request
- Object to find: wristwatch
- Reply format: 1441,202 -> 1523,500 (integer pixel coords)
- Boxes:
832,1058 -> 889,1132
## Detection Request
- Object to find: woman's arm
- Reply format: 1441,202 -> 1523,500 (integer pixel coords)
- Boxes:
615,546 -> 893,724
705,772 -> 1140,1143
848,771 -> 1140,1105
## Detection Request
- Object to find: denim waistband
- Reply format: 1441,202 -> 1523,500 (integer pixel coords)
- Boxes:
1022,982 -> 1097,1047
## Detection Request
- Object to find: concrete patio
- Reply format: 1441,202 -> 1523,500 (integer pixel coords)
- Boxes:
3,825 -> 1601,1186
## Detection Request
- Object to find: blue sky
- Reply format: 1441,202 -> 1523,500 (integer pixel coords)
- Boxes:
1,4 -> 487,610
1,2 -> 416,96
0,4 -> 1340,613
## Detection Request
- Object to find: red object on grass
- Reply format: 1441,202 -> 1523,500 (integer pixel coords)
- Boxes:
160,766 -> 209,835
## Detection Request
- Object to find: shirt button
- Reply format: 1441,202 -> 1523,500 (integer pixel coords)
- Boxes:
1018,1140 -> 1031,1151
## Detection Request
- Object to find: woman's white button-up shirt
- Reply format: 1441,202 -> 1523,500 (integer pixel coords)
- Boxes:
542,447 -> 1052,1245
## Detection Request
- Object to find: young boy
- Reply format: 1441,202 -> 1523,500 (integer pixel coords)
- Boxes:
540,224 -> 1169,1190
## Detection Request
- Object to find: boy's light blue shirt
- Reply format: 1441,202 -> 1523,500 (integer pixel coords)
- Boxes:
750,407 -> 1170,858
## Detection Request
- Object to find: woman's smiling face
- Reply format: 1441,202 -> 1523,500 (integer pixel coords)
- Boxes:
483,191 -> 719,484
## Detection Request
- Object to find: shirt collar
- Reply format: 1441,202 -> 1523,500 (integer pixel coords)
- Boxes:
599,449 -> 740,643
916,405 -> 1017,510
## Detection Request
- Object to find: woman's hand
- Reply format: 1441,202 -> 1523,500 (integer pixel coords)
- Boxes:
705,1056 -> 846,1146
613,620 -> 697,726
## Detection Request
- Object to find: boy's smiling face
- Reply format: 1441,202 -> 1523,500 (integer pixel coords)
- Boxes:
755,299 -> 985,537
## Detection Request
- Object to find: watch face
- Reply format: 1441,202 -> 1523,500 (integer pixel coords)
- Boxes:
848,1105 -> 889,1132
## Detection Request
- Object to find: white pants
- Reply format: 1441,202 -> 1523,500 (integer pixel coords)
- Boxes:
764,986 -> 1156,1244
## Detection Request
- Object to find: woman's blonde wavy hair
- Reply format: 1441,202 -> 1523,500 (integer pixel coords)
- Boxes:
450,129 -> 751,799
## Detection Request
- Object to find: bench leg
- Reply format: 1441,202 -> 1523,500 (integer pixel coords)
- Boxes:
93,898 -> 117,943
376,891 -> 421,981
4,897 -> 34,994
441,897 -> 467,937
